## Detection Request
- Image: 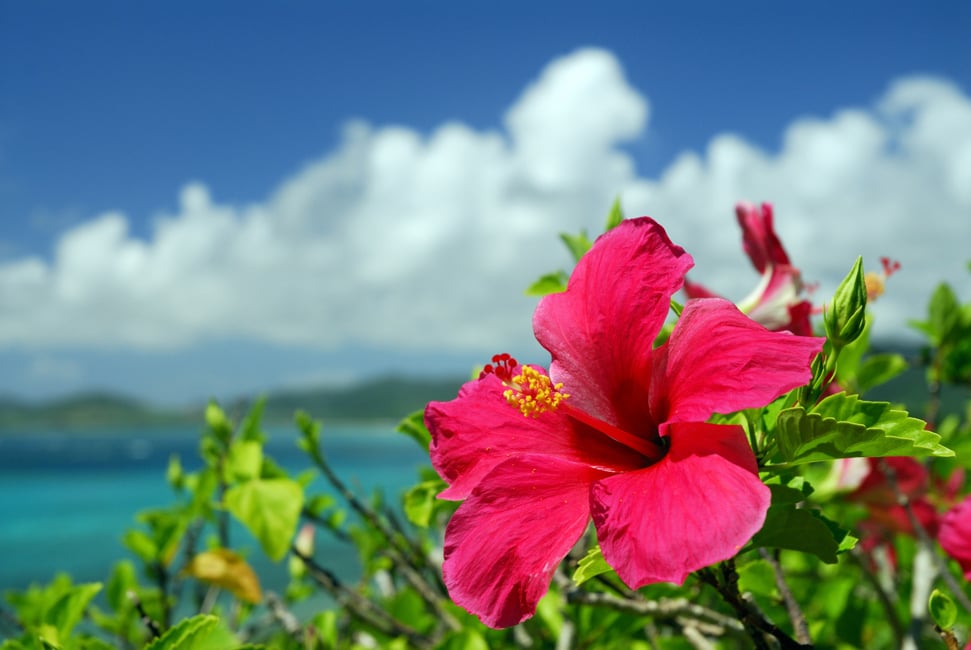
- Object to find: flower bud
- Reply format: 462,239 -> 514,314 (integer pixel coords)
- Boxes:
825,256 -> 868,348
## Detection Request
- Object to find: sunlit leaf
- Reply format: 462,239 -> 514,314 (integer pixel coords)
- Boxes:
204,402 -> 233,445
572,545 -> 613,585
752,505 -> 842,563
397,410 -> 431,451
560,231 -> 593,263
524,271 -> 569,297
144,614 -> 219,650
182,549 -> 262,604
604,197 -> 624,231
403,480 -> 442,527
226,440 -> 263,483
225,478 -> 304,561
106,560 -> 137,612
855,353 -> 908,393
238,396 -> 267,442
930,589 -> 958,629
47,582 -> 102,641
441,629 -> 490,650
772,392 -> 953,466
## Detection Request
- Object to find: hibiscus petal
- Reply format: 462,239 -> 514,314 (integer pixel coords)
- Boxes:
591,422 -> 770,586
442,455 -> 608,628
737,202 -> 790,272
427,372 -> 641,500
683,278 -> 719,300
651,298 -> 823,424
742,263 -> 805,332
534,217 -> 693,437
939,495 -> 971,579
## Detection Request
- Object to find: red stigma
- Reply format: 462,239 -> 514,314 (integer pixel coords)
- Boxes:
479,353 -> 518,382
880,257 -> 901,277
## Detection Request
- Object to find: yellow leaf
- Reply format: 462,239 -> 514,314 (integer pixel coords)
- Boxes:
183,549 -> 262,604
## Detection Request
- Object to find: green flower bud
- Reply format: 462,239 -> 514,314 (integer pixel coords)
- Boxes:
825,257 -> 868,348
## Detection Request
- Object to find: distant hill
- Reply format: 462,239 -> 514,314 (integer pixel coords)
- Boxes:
245,375 -> 466,424
0,391 -> 192,431
0,376 -> 466,432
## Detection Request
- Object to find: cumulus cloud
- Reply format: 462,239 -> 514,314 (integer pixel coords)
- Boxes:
1,47 -> 969,360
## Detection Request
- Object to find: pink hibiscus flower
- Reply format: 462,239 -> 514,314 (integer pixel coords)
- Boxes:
685,202 -> 813,336
940,495 -> 971,579
848,457 -> 942,551
848,457 -> 971,575
425,217 -> 824,628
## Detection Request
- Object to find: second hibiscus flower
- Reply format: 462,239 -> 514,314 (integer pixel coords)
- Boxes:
425,217 -> 824,629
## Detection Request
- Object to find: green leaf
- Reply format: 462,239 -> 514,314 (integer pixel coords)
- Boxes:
295,411 -> 321,457
572,545 -> 613,585
736,559 -> 777,598
145,614 -> 219,650
772,392 -> 953,466
226,440 -> 263,483
524,271 -> 569,297
559,231 -> 593,264
604,197 -> 624,231
122,529 -> 157,564
765,481 -> 813,506
396,410 -> 432,451
752,505 -> 841,563
166,453 -> 185,491
106,560 -> 137,612
309,611 -> 337,649
929,589 -> 958,629
204,402 -> 233,445
855,353 -> 908,393
403,480 -> 441,528
238,396 -> 267,442
441,629 -> 490,650
47,582 -> 102,640
225,478 -> 304,561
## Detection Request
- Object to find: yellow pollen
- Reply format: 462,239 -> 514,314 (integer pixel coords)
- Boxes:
865,272 -> 885,300
503,366 -> 569,417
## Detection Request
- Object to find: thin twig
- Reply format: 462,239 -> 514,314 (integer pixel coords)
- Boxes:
0,606 -> 23,636
758,548 -> 811,645
264,591 -> 303,641
305,438 -> 461,632
300,506 -> 353,543
698,562 -> 812,650
127,589 -> 161,640
293,545 -> 436,650
560,586 -> 745,636
682,625 -> 716,650
848,547 -> 905,646
935,625 -> 960,650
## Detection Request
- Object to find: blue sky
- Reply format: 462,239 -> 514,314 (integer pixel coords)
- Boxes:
1,2 -> 969,404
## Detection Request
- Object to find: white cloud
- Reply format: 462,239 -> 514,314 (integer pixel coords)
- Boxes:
0,47 -> 969,360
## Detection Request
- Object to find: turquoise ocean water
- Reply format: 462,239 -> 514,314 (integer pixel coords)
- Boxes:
0,424 -> 430,592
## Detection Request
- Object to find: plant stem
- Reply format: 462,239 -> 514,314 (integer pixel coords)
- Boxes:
758,548 -> 811,645
698,562 -> 812,650
305,438 -> 460,632
848,547 -> 905,646
294,545 -> 437,650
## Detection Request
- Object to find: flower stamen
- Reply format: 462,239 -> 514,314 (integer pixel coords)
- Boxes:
479,353 -> 519,382
503,366 -> 569,417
